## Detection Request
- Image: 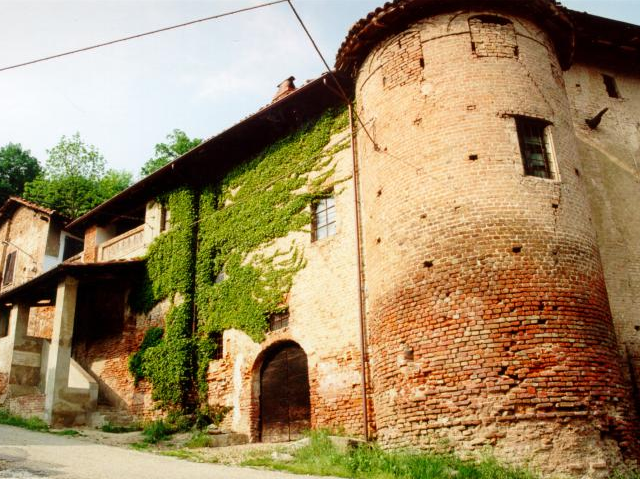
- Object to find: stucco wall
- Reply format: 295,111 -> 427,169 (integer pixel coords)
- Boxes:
564,61 -> 640,410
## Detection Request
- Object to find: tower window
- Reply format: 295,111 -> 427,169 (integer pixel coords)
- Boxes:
2,251 -> 16,286
312,195 -> 336,241
515,117 -> 554,179
602,74 -> 620,98
211,332 -> 223,360
269,311 -> 289,331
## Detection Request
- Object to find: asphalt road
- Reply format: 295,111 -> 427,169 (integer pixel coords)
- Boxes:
0,425 -> 327,479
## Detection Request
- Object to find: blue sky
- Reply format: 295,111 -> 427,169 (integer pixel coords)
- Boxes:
0,0 -> 638,177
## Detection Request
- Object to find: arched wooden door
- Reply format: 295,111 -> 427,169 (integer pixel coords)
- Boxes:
260,342 -> 311,442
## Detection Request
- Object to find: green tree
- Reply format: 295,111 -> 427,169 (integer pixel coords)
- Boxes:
140,129 -> 202,177
23,133 -> 132,218
0,143 -> 41,204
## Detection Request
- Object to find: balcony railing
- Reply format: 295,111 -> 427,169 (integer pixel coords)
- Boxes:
98,225 -> 146,261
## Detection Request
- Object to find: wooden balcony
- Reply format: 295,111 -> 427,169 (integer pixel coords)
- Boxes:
98,225 -> 146,261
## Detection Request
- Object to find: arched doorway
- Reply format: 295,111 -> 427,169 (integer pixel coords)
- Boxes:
260,342 -> 310,442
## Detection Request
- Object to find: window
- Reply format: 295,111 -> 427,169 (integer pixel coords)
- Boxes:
3,251 -> 16,286
515,117 -> 554,179
312,195 -> 336,241
602,74 -> 620,99
159,206 -> 170,232
0,308 -> 8,337
269,311 -> 289,331
211,332 -> 223,360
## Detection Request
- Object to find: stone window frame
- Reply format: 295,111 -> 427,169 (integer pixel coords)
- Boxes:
311,193 -> 336,242
2,251 -> 17,286
514,116 -> 557,180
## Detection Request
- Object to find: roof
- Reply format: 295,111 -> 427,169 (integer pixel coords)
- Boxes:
335,0 -> 575,76
0,259 -> 144,305
66,72 -> 349,236
0,196 -> 68,226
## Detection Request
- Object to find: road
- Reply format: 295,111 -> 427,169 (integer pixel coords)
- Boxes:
0,425 -> 326,479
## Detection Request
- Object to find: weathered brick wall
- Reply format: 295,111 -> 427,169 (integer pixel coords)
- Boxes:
563,62 -> 640,418
0,206 -> 51,292
205,129 -> 366,440
27,306 -> 54,339
354,10 -> 637,477
8,393 -> 45,419
72,295 -> 169,419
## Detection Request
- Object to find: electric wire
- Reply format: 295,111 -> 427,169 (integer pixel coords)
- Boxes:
0,0 -> 287,73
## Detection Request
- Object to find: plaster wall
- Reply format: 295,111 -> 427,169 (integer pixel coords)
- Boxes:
564,62 -> 640,407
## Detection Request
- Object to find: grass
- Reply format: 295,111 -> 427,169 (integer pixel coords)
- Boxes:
243,430 -> 539,479
184,431 -> 213,448
0,408 -> 49,432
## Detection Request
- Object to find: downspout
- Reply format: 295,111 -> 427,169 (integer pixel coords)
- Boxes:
349,103 -> 370,441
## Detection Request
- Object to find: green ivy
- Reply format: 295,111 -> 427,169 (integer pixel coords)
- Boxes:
128,326 -> 163,385
129,107 -> 349,410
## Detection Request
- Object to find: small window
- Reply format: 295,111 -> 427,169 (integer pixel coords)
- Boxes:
3,251 -> 17,286
269,311 -> 289,331
0,308 -> 9,337
312,195 -> 336,241
515,117 -> 554,179
159,206 -> 170,232
211,332 -> 223,360
602,74 -> 620,99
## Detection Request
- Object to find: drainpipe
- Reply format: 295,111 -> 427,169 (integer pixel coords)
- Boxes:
349,103 -> 369,441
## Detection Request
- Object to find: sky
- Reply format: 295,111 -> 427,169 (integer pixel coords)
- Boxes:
1,0 -> 638,178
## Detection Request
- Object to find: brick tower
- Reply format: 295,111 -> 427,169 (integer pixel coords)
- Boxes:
336,0 -> 638,476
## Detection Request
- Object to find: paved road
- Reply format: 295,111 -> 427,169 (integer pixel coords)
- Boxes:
0,425 -> 326,479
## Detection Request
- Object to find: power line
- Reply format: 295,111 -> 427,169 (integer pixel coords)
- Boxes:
0,0 -> 288,73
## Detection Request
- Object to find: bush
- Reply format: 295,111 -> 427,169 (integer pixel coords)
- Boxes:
142,420 -> 174,444
0,409 -> 49,432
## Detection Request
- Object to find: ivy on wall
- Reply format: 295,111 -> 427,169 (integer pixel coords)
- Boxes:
129,107 -> 349,410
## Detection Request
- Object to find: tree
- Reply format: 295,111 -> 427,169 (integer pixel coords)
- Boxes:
140,129 -> 202,177
0,143 -> 41,204
23,133 -> 132,219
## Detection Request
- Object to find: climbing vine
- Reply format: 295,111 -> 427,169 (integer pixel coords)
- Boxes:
129,107 -> 350,410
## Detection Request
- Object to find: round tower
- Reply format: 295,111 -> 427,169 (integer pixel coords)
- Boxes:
337,0 -> 638,475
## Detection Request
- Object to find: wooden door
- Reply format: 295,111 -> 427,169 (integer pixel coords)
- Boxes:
260,343 -> 310,442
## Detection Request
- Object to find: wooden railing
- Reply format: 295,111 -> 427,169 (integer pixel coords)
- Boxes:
98,225 -> 145,261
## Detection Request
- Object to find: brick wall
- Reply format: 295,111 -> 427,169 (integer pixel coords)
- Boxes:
354,10 -> 637,477
27,306 -> 54,339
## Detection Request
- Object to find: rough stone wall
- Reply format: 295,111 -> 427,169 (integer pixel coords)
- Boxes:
0,206 -> 51,292
205,128 -> 366,440
72,296 -> 169,419
563,62 -> 640,417
354,11 -> 637,477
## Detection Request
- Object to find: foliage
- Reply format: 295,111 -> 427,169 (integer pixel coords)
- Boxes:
0,409 -> 49,431
140,129 -> 202,177
184,431 -> 213,449
129,108 -> 349,411
243,430 -> 539,479
142,419 -> 174,444
51,429 -> 81,436
128,326 -> 163,385
0,143 -> 41,204
23,133 -> 132,218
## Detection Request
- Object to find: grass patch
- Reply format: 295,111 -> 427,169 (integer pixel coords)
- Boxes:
185,431 -> 213,449
0,409 -> 49,432
243,430 -> 538,479
142,419 -> 175,444
101,422 -> 141,434
160,449 -> 207,462
130,441 -> 150,451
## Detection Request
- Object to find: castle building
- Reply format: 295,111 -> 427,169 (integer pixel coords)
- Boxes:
0,1 -> 638,477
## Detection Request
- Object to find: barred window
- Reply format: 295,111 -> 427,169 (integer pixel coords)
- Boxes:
269,311 -> 289,331
516,117 -> 554,179
312,196 -> 336,241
